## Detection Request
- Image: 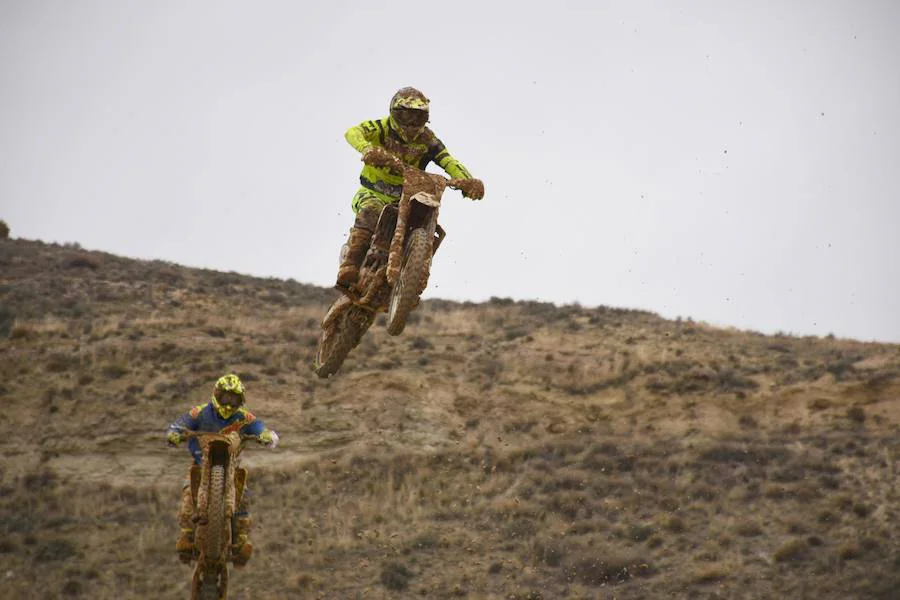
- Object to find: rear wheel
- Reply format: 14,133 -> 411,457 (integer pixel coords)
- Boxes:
386,228 -> 432,336
314,304 -> 375,378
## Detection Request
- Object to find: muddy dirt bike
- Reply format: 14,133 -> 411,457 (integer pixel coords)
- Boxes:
313,151 -> 479,378
174,430 -> 258,600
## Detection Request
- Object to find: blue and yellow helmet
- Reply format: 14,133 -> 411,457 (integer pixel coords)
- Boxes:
212,374 -> 245,419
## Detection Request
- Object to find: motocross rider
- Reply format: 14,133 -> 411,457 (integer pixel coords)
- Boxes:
335,86 -> 485,290
166,374 -> 279,566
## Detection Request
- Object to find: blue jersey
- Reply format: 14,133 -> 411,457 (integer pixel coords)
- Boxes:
167,401 -> 266,464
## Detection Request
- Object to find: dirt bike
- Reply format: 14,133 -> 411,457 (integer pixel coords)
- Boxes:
175,430 -> 257,600
313,151 -> 477,378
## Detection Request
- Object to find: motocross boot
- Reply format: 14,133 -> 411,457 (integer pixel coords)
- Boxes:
176,483 -> 195,563
176,529 -> 194,563
335,208 -> 378,290
231,515 -> 253,567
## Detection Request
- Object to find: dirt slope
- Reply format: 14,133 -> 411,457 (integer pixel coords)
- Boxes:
2,237 -> 900,599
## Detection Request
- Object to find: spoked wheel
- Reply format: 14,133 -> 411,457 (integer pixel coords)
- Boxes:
196,568 -> 224,600
313,301 -> 376,378
191,562 -> 227,600
192,464 -> 228,600
204,465 -> 226,561
386,228 -> 432,336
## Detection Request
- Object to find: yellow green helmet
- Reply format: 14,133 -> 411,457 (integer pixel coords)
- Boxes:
390,87 -> 429,141
212,374 -> 245,419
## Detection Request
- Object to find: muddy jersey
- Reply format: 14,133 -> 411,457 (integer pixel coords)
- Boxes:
345,117 -> 473,201
167,402 -> 266,464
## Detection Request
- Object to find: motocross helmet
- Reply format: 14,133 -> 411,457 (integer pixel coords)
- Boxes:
212,373 -> 245,419
389,87 -> 429,141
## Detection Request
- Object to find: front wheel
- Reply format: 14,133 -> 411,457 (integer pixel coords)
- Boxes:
386,228 -> 432,336
204,465 -> 227,561
196,570 -> 224,600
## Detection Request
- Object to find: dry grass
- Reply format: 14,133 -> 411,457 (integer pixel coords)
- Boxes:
2,237 -> 900,598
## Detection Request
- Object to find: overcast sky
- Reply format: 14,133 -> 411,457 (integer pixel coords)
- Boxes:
2,1 -> 898,342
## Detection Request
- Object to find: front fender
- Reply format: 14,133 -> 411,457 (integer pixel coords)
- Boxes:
409,191 -> 440,208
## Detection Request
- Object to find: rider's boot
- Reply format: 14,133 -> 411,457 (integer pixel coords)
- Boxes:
176,483 -> 194,563
176,528 -> 194,563
231,515 -> 253,568
335,209 -> 378,290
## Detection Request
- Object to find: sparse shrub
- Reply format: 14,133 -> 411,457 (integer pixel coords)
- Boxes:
34,538 -> 77,562
763,484 -> 787,500
504,326 -> 530,341
786,521 -> 807,534
818,510 -> 837,525
664,515 -> 686,533
205,327 -> 226,338
846,406 -> 866,424
62,580 -> 83,596
9,322 -> 35,340
690,563 -> 730,584
699,444 -> 787,466
380,561 -> 413,591
46,353 -> 78,373
0,219 -> 9,238
66,254 -> 100,270
773,538 -> 808,563
0,308 -> 14,338
852,503 -> 872,518
410,336 -> 433,350
628,523 -> 654,542
562,550 -> 652,586
734,521 -> 764,537
532,537 -> 567,567
503,519 -> 537,540
408,530 -> 441,550
826,358 -> 856,381
738,415 -> 758,429
102,363 -> 129,380
837,542 -> 861,560
808,398 -> 831,411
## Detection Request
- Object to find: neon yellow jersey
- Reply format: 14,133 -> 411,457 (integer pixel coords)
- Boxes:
345,117 -> 473,200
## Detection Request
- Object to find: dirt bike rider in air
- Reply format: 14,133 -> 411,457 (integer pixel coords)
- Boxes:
335,86 -> 485,291
166,374 -> 279,566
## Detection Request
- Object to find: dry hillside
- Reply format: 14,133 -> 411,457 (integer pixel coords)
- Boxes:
2,237 -> 900,600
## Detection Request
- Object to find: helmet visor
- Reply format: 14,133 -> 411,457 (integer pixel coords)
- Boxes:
393,107 -> 428,128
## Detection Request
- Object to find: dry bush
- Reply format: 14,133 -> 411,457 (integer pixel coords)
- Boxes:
561,548 -> 654,586
663,514 -> 686,533
0,219 -> 9,238
689,562 -> 731,584
733,520 -> 764,537
380,560 -> 413,590
846,406 -> 866,424
773,538 -> 809,563
531,536 -> 568,567
65,254 -> 100,270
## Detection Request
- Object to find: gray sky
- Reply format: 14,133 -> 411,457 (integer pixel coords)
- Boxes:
2,1 -> 899,342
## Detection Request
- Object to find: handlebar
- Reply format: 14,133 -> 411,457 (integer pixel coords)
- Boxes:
362,149 -> 476,190
173,429 -> 260,443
